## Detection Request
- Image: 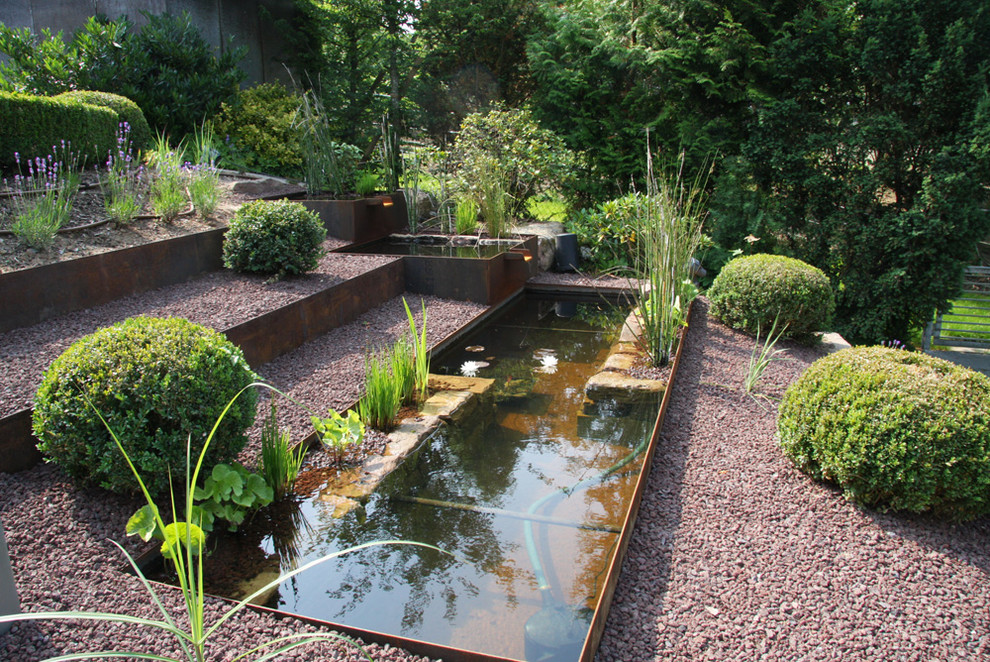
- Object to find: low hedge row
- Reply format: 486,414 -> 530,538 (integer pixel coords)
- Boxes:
54,90 -> 153,150
0,91 -> 119,169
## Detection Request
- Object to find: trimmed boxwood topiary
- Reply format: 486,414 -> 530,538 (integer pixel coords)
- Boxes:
0,91 -> 117,169
707,253 -> 834,341
33,316 -> 258,496
223,200 -> 326,279
778,347 -> 990,521
54,90 -> 153,150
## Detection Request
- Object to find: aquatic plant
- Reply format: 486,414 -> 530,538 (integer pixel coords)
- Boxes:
259,398 -> 306,499
455,197 -> 479,234
357,345 -> 404,431
312,409 -> 365,465
404,297 -> 431,403
629,146 -> 708,367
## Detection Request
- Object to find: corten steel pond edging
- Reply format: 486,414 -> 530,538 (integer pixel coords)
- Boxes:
0,228 -> 227,334
299,191 -> 409,244
402,236 -> 539,305
178,294 -> 695,662
577,298 -> 695,662
0,260 -> 407,474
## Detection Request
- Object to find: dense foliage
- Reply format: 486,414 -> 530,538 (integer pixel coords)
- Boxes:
453,105 -> 574,220
0,12 -> 245,138
708,254 -> 834,341
214,83 -> 304,177
779,347 -> 990,521
53,90 -> 153,150
0,91 -> 117,168
33,316 -> 258,496
223,200 -> 327,279
564,194 -> 639,272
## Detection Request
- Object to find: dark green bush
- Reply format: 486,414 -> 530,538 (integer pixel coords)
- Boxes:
565,194 -> 639,272
778,347 -> 990,521
223,200 -> 326,278
112,12 -> 246,138
0,91 -> 117,168
33,316 -> 258,496
54,90 -> 153,150
213,83 -> 303,177
707,253 -> 834,340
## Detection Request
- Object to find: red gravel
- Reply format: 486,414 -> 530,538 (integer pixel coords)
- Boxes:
3,293 -> 989,661
597,298 -> 990,661
0,292 -> 482,662
0,245 -> 391,418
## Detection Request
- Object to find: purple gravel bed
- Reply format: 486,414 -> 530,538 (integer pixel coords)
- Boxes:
0,246 -> 394,418
0,292 -> 482,662
597,298 -> 990,661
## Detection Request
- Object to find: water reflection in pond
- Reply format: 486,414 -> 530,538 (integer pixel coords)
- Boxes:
195,296 -> 660,661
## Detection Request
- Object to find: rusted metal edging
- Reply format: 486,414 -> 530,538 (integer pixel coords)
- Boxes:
0,261 -> 407,474
578,297 -> 695,662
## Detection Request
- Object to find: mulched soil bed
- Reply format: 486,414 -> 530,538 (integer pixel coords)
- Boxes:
0,247 -> 384,418
598,297 -> 990,661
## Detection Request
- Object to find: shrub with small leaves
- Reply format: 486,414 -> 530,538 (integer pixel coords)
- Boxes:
33,316 -> 258,496
707,253 -> 834,341
778,347 -> 990,521
222,199 -> 326,279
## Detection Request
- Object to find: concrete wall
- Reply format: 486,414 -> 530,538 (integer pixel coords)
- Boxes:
0,0 -> 299,86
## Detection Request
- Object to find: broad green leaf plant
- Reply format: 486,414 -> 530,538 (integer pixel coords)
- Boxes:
0,382 -> 455,661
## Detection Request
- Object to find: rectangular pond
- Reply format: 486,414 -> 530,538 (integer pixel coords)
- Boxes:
189,295 -> 663,662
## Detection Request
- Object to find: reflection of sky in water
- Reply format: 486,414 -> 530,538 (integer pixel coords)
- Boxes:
533,349 -> 558,374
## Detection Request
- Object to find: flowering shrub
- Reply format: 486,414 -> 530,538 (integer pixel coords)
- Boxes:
100,123 -> 146,225
3,141 -> 81,249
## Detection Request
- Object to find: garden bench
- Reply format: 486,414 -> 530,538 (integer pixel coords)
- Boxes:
923,266 -> 990,351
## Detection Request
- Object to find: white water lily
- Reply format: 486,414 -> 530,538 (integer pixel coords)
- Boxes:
460,360 -> 489,377
533,350 -> 558,374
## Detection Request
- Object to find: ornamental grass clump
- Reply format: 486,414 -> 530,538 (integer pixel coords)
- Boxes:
629,149 -> 708,367
32,316 -> 258,496
708,253 -> 834,342
222,199 -> 326,279
778,346 -> 990,521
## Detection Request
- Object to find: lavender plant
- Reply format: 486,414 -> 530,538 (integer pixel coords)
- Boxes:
149,134 -> 188,222
186,123 -> 221,217
100,122 -> 147,225
4,142 -> 81,249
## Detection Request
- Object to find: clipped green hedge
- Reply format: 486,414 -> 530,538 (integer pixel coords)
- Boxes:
54,90 -> 153,150
708,253 -> 834,341
223,200 -> 326,279
0,91 -> 118,169
33,316 -> 258,496
779,347 -> 990,521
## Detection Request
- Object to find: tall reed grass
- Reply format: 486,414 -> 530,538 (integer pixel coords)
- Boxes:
630,148 -> 709,367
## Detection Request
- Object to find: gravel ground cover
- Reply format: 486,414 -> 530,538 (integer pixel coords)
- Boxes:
598,298 -> 990,661
4,290 -> 987,661
0,246 -> 386,418
0,294 -> 484,662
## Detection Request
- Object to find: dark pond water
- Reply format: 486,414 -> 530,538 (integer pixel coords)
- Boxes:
191,296 -> 660,661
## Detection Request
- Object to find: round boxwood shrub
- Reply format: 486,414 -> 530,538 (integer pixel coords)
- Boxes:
54,90 -> 153,150
707,253 -> 834,341
223,200 -> 326,278
778,347 -> 990,520
33,316 -> 258,496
